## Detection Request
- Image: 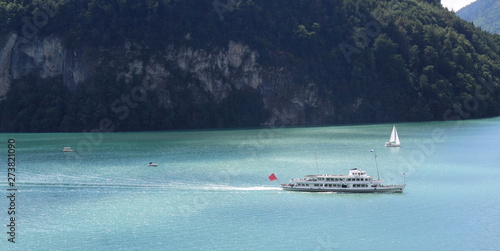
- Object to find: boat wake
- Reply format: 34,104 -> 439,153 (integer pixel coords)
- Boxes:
17,182 -> 282,192
200,185 -> 282,191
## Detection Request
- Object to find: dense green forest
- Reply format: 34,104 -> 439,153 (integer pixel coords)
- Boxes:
457,0 -> 500,34
0,0 -> 499,132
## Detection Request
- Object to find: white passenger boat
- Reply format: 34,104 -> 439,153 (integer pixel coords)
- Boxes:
148,162 -> 159,167
280,168 -> 405,193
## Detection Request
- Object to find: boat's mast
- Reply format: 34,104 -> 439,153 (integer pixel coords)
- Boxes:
372,149 -> 380,180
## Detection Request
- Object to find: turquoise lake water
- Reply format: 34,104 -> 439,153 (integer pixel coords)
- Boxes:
1,118 -> 499,250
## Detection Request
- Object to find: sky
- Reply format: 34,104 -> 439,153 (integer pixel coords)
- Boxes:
441,0 -> 477,11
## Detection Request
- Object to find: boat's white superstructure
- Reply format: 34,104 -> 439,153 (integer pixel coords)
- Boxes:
62,147 -> 74,152
281,168 -> 405,193
385,125 -> 401,147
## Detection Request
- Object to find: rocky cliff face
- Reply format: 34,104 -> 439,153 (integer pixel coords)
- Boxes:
0,32 -> 335,127
0,33 -> 90,98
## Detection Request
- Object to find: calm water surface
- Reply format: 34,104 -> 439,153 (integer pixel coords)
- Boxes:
1,118 -> 499,250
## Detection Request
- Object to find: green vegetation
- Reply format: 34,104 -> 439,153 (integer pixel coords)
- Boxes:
0,0 -> 499,132
457,0 -> 500,34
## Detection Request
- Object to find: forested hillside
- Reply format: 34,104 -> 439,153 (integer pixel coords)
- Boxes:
457,0 -> 500,34
0,0 -> 499,132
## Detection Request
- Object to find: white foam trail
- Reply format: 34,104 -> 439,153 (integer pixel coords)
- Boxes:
201,186 -> 282,191
20,181 -> 283,192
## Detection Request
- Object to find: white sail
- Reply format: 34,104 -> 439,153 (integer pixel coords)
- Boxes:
385,125 -> 401,147
389,125 -> 396,142
393,126 -> 400,145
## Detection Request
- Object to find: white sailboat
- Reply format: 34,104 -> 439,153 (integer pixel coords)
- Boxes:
385,125 -> 401,147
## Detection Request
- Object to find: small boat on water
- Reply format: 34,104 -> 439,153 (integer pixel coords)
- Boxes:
385,125 -> 401,147
62,147 -> 74,152
280,168 -> 405,193
148,162 -> 159,167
